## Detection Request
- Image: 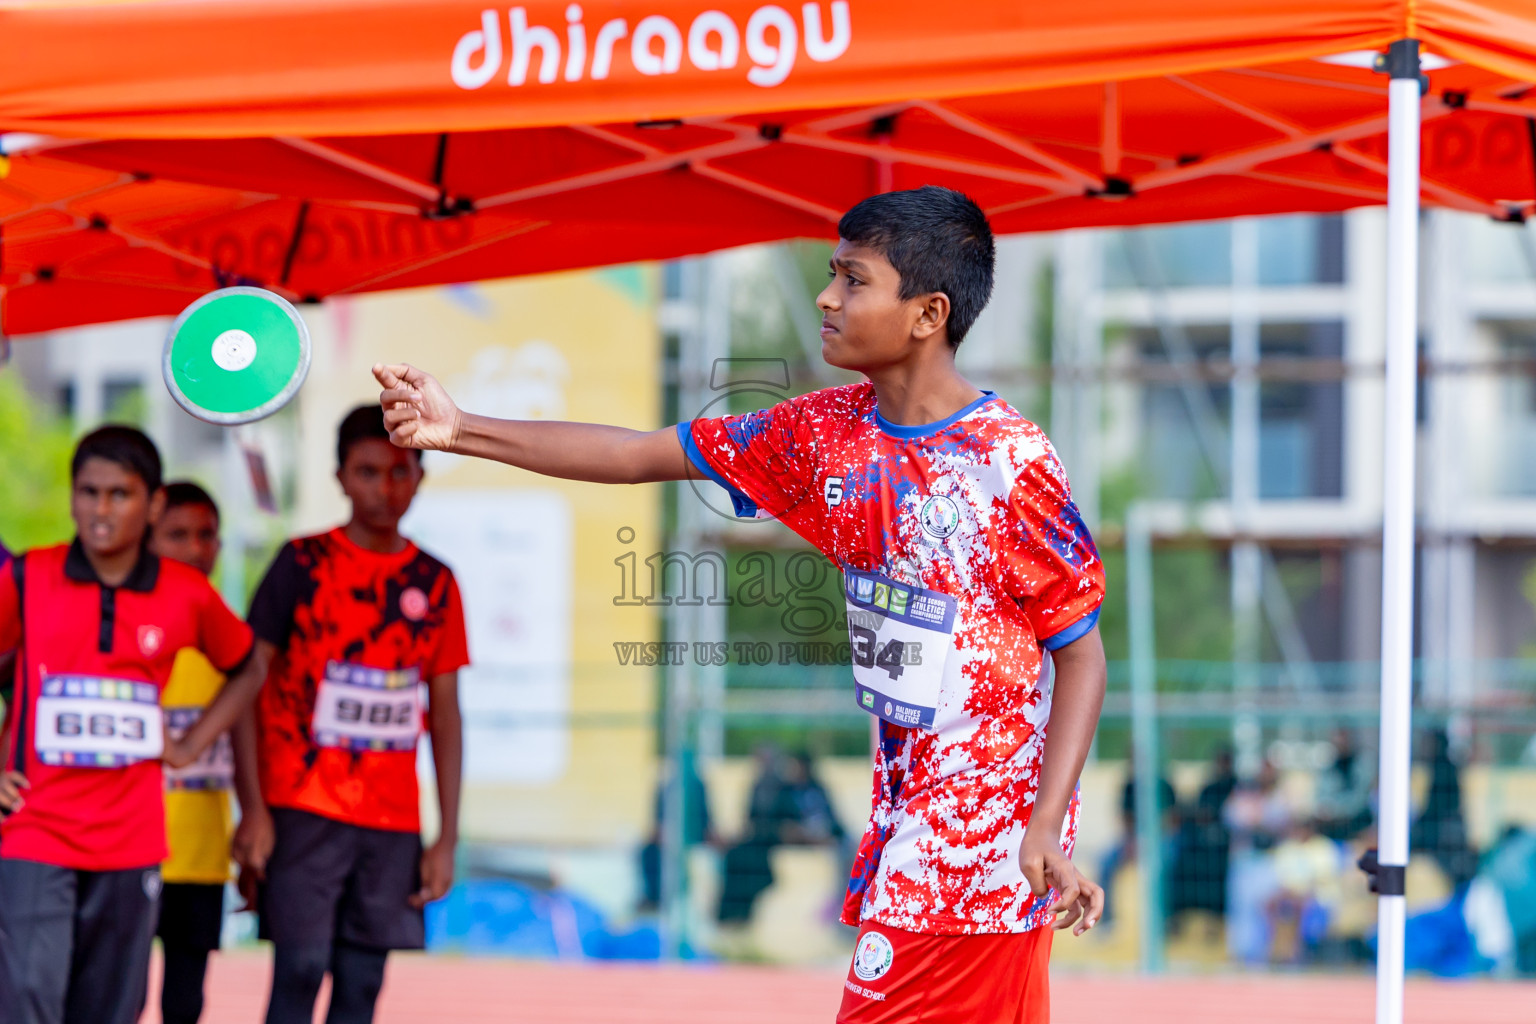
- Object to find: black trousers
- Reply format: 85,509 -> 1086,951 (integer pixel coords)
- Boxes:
0,858 -> 160,1024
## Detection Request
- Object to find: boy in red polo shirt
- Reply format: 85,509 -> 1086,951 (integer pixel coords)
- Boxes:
236,406 -> 467,1024
0,426 -> 267,1024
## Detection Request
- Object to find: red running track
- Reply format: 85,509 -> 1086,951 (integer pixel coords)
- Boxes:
142,950 -> 1536,1024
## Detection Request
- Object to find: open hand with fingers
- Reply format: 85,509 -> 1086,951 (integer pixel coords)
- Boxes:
373,363 -> 462,452
231,803 -> 275,911
0,770 -> 29,816
1020,824 -> 1103,936
409,838 -> 455,909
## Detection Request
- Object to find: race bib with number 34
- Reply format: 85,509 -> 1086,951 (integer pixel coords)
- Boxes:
311,662 -> 423,752
844,570 -> 958,730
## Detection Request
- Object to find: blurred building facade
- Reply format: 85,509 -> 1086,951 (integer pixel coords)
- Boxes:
1052,210 -> 1536,766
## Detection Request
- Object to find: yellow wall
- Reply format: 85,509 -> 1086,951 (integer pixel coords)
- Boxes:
288,267 -> 661,847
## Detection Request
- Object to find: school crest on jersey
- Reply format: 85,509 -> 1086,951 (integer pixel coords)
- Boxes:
138,625 -> 165,657
918,494 -> 961,540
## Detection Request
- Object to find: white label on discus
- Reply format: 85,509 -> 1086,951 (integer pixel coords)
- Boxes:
211,329 -> 257,372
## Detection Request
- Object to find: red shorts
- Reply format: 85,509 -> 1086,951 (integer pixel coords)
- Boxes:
836,922 -> 1052,1024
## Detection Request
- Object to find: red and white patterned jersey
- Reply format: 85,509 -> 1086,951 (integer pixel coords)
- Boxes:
681,382 -> 1105,935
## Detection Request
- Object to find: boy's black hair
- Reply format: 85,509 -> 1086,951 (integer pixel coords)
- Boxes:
837,185 -> 996,347
71,425 -> 163,494
163,481 -> 219,520
337,404 -> 421,469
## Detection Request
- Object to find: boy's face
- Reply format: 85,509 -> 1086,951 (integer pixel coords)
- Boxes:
816,240 -> 949,372
150,504 -> 221,577
71,457 -> 163,561
337,439 -> 423,534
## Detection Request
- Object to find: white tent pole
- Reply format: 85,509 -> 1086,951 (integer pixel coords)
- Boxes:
1376,37 -> 1421,1024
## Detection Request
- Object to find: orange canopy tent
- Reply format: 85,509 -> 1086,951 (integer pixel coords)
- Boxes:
0,0 -> 1533,334
4,5 -> 1536,1022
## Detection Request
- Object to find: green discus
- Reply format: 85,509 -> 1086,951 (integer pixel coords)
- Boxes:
163,287 -> 312,425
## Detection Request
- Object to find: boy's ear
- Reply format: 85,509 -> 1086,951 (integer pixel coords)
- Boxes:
911,292 -> 952,342
147,486 -> 167,525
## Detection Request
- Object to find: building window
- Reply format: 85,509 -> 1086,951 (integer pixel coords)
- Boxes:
1257,215 -> 1345,286
1489,320 -> 1536,496
1258,322 -> 1345,500
1266,547 -> 1349,664
1462,219 -> 1536,284
1104,222 -> 1233,289
1131,325 -> 1232,500
662,261 -> 685,300
103,378 -> 146,425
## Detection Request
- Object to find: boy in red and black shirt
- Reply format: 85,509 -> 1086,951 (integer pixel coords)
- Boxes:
238,405 -> 467,1024
0,426 -> 267,1024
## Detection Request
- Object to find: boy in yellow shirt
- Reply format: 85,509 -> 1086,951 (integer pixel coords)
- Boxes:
150,482 -> 261,1024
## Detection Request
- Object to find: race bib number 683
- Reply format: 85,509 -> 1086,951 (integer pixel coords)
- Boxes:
34,675 -> 164,767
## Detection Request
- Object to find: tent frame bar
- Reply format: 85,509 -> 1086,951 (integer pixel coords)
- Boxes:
1376,34 -> 1421,1024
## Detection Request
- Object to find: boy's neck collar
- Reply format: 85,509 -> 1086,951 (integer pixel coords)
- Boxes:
867,364 -> 988,432
66,537 -> 159,591
341,520 -> 411,555
873,388 -> 996,439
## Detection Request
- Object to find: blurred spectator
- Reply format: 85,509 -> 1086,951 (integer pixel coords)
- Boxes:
637,757 -> 714,912
1099,750 -> 1177,926
1410,729 -> 1477,887
775,752 -> 850,921
1224,759 -> 1291,964
775,753 -> 846,849
1171,747 -> 1237,929
1465,825 -> 1536,975
1314,728 -> 1374,841
717,745 -> 788,925
716,748 -> 850,925
1266,818 -> 1344,962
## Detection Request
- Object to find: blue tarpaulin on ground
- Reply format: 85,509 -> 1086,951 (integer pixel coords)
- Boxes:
425,879 -> 662,961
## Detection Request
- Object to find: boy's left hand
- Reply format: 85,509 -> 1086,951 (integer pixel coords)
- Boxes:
1019,826 -> 1103,936
410,838 -> 455,909
162,737 -> 194,770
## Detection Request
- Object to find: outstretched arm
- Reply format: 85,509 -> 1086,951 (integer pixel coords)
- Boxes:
1019,625 -> 1107,935
374,364 -> 693,484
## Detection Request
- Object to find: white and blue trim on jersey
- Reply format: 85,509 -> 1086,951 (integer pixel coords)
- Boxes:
676,421 -> 760,518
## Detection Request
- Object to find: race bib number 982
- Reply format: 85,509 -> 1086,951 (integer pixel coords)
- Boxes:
844,570 -> 958,730
34,675 -> 164,767
311,662 -> 424,752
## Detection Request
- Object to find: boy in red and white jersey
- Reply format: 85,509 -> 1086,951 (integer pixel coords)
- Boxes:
374,185 -> 1106,1023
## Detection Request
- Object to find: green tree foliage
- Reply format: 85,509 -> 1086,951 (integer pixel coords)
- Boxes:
0,369 -> 75,552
